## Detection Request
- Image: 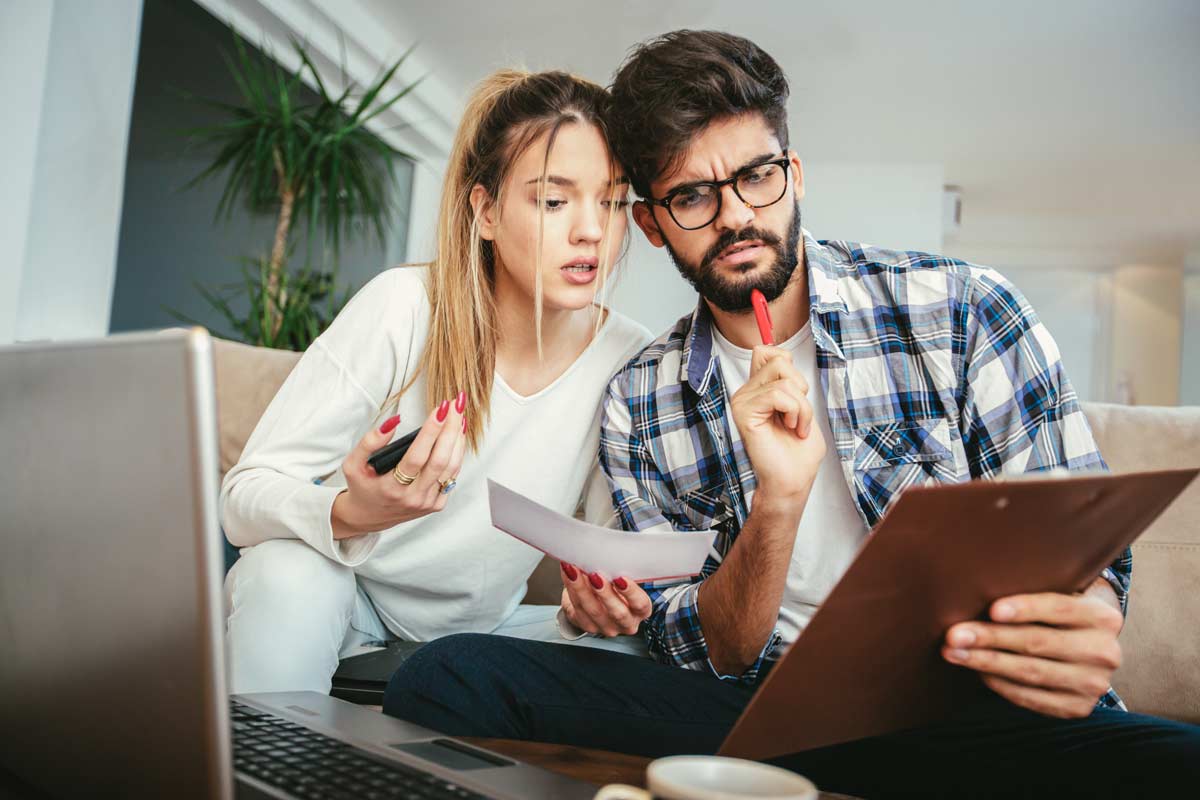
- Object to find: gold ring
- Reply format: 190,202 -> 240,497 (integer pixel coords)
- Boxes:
438,477 -> 458,495
393,466 -> 418,486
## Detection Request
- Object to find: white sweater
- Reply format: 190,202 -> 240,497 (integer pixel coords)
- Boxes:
220,267 -> 652,640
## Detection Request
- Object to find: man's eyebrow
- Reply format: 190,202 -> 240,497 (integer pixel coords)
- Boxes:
664,152 -> 780,195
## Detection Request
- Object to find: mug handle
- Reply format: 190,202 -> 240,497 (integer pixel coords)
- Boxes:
593,784 -> 652,800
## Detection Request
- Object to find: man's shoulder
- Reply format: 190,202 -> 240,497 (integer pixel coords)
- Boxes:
814,238 -> 1008,310
607,311 -> 694,394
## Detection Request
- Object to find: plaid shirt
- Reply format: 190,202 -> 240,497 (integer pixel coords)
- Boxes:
599,230 -> 1129,710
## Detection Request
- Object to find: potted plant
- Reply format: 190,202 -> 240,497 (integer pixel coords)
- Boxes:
179,34 -> 417,350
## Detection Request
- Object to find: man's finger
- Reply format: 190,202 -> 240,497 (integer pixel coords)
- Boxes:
943,646 -> 1110,699
750,345 -> 789,374
745,353 -> 808,396
945,623 -> 1121,670
991,593 -> 1124,633
980,674 -> 1098,720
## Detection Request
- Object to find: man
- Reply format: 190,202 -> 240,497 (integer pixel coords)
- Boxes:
384,31 -> 1199,797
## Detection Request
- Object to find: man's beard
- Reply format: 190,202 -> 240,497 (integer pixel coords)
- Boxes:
662,202 -> 802,313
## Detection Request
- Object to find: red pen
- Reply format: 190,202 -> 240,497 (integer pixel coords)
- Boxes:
750,289 -> 774,346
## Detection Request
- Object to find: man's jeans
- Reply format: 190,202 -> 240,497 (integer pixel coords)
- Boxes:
383,633 -> 1200,799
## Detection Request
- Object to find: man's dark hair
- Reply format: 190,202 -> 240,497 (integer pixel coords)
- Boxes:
608,30 -> 790,199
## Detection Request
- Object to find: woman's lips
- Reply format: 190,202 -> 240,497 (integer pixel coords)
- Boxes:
561,264 -> 598,285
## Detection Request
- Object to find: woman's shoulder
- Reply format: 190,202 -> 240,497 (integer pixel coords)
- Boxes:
358,264 -> 431,310
326,266 -> 431,333
309,265 -> 431,363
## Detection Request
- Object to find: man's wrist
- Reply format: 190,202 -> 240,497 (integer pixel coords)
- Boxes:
749,485 -> 809,529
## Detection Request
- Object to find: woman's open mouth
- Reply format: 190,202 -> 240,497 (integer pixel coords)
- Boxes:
561,257 -> 599,285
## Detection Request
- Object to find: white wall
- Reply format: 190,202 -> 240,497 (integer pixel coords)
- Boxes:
1108,264 -> 1184,407
800,163 -> 945,255
1180,267 -> 1200,406
995,267 -> 1108,402
0,3 -> 54,344
5,0 -> 144,344
606,162 -> 947,338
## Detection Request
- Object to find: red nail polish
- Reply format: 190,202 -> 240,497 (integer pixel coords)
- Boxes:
379,415 -> 401,434
561,563 -> 578,581
436,400 -> 450,422
462,415 -> 468,433
589,572 -> 604,590
613,577 -> 628,591
455,390 -> 466,414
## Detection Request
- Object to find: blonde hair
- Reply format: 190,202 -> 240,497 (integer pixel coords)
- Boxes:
385,70 -> 625,450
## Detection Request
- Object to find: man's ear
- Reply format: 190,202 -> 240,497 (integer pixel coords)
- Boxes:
469,184 -> 498,241
632,201 -> 666,248
789,150 -> 805,205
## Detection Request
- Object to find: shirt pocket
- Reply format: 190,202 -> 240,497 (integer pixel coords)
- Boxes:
852,416 -> 959,517
676,486 -> 735,536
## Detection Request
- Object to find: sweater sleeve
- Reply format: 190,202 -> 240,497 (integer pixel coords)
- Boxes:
219,269 -> 422,566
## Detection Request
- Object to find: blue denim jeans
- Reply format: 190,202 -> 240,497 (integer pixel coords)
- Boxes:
383,633 -> 1200,799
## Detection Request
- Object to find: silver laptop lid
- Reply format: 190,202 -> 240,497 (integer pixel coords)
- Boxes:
0,328 -> 232,799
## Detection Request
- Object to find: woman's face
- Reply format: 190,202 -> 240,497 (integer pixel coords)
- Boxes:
477,121 -> 630,313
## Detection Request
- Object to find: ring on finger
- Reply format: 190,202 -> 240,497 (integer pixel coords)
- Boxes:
393,466 -> 419,486
437,476 -> 458,495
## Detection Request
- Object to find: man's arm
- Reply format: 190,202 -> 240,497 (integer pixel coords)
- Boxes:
945,268 -> 1128,717
599,349 -> 826,680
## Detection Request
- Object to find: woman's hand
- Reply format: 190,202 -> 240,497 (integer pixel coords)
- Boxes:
331,393 -> 468,539
559,562 -> 652,637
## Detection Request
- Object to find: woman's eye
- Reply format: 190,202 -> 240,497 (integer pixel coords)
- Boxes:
602,199 -> 631,210
542,198 -> 567,210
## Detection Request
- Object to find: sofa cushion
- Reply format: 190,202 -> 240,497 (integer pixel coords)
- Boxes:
1083,402 -> 1200,723
212,338 -> 301,476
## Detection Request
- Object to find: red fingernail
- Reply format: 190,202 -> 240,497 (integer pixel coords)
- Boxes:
462,414 -> 468,433
379,415 -> 401,434
561,563 -> 578,581
613,577 -> 628,591
455,390 -> 466,414
436,400 -> 450,422
589,572 -> 604,590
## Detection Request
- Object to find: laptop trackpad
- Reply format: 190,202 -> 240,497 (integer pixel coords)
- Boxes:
392,738 -> 515,771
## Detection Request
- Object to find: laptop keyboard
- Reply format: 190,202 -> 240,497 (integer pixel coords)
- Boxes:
231,701 -> 492,799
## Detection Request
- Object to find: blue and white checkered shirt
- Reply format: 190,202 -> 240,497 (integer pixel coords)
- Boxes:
599,230 -> 1129,710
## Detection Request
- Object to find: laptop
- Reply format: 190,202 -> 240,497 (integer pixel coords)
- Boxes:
0,329 -> 595,799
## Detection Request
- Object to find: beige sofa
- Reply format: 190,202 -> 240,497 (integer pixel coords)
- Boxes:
212,337 -> 1200,723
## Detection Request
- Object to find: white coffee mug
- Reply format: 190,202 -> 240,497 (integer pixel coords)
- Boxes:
593,755 -> 818,800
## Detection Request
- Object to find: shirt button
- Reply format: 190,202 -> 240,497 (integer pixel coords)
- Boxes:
891,442 -> 909,457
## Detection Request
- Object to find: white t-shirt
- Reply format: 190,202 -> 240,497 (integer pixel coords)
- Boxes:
712,322 -> 867,643
220,266 -> 651,641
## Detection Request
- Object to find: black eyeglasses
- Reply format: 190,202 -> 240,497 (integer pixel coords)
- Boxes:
647,156 -> 791,230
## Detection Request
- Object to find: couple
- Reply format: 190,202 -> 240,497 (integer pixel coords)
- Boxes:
223,30 -> 1199,798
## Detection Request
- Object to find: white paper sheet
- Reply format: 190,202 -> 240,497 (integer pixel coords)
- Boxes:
487,479 -> 715,582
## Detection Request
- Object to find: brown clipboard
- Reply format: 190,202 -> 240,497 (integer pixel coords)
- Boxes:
718,468 -> 1199,761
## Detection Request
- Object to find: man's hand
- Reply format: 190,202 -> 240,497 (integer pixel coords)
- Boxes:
943,586 -> 1124,719
559,562 -> 652,638
729,346 -> 825,504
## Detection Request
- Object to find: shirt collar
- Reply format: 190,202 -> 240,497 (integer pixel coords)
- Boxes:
680,229 -> 846,393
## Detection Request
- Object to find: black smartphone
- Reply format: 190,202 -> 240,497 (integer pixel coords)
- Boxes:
367,428 -> 420,475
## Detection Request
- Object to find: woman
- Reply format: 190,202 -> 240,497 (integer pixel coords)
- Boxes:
221,70 -> 652,694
